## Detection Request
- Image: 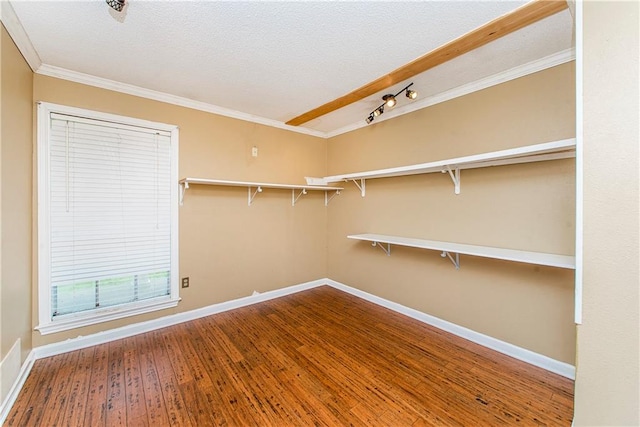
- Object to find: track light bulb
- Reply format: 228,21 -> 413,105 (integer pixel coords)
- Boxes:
365,115 -> 374,124
374,106 -> 383,117
406,89 -> 417,100
383,94 -> 397,108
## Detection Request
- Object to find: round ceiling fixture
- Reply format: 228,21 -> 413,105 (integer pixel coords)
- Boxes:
106,0 -> 125,12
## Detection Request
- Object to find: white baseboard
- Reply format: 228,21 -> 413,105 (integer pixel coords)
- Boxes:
1,276 -> 575,420
0,339 -> 21,400
0,341 -> 35,426
33,278 -> 326,359
324,279 -> 575,380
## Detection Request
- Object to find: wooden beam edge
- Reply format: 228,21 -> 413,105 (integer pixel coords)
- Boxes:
286,0 -> 568,126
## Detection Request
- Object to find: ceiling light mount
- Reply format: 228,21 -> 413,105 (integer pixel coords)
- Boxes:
106,0 -> 126,12
365,83 -> 417,125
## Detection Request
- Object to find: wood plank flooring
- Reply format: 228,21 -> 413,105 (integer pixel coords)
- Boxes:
5,286 -> 574,426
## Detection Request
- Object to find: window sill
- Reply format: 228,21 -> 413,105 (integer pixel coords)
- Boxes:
35,297 -> 181,335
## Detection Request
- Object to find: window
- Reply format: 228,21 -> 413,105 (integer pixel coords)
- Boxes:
36,102 -> 179,334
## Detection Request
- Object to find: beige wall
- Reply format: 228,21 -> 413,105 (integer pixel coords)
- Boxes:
3,18 -> 577,379
327,63 -> 577,363
17,57 -> 578,365
32,75 -> 328,347
1,24 -> 33,370
574,1 -> 640,425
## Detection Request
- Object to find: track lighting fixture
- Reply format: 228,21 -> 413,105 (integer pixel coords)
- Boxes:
106,0 -> 125,12
365,83 -> 417,125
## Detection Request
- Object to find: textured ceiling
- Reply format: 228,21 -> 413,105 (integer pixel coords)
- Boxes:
9,1 -> 574,136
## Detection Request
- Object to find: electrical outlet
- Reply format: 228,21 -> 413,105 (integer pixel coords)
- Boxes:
251,146 -> 258,157
181,277 -> 189,288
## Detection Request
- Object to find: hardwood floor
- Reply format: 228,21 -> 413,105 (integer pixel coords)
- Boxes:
5,286 -> 574,426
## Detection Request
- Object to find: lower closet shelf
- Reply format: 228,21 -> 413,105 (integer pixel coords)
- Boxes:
347,233 -> 575,269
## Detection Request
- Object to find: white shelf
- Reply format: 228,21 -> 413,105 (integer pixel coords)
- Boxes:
348,233 -> 576,270
306,139 -> 576,196
179,177 -> 343,206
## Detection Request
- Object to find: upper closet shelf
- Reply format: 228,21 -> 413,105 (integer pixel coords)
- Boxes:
306,138 -> 576,196
348,233 -> 576,270
179,178 -> 343,206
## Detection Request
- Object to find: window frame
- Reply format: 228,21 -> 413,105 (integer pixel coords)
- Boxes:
36,102 -> 180,335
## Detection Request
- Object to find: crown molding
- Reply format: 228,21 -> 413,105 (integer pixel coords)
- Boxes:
0,0 -> 42,71
36,64 -> 326,139
34,47 -> 573,140
0,0 -> 42,72
325,47 -> 576,139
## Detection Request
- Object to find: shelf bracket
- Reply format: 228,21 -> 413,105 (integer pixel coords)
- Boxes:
324,189 -> 341,206
248,186 -> 263,206
443,165 -> 461,195
372,241 -> 391,256
292,188 -> 308,206
349,179 -> 366,197
179,182 -> 189,206
441,251 -> 460,269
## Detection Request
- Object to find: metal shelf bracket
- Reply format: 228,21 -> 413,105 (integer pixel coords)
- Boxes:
325,189 -> 341,206
248,186 -> 263,206
350,179 -> 366,197
179,182 -> 190,206
372,241 -> 391,256
443,165 -> 461,194
441,251 -> 460,269
292,188 -> 308,206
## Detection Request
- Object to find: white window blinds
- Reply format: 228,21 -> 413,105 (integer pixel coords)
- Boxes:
48,113 -> 173,318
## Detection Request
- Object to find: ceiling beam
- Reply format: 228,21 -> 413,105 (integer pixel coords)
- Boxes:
286,0 -> 568,127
